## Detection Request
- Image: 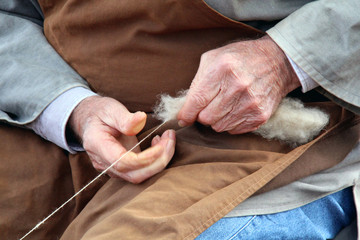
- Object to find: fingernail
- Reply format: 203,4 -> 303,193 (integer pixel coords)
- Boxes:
132,115 -> 146,134
163,130 -> 170,138
153,135 -> 161,144
178,120 -> 187,127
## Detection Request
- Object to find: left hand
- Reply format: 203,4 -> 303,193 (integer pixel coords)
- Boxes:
68,95 -> 176,184
177,35 -> 301,134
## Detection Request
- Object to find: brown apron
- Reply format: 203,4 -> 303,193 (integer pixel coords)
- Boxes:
0,0 -> 358,239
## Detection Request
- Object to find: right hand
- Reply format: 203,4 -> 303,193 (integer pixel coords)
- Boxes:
68,95 -> 176,184
177,35 -> 300,135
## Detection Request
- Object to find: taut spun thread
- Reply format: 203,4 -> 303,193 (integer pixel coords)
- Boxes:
19,122 -> 166,240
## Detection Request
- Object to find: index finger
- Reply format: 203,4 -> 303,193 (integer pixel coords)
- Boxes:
114,144 -> 164,172
177,81 -> 220,127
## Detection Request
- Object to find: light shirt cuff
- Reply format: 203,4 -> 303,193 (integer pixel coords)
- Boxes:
286,54 -> 319,93
28,87 -> 97,153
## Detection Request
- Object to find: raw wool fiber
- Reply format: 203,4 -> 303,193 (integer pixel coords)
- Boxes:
153,91 -> 330,145
154,90 -> 189,122
253,97 -> 329,145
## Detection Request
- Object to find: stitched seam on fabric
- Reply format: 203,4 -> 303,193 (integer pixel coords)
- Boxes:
184,146 -> 308,240
228,216 -> 257,240
186,148 -> 303,238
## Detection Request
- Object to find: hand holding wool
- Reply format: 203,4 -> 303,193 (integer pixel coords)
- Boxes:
154,92 -> 329,145
155,35 -> 329,145
177,35 -> 301,134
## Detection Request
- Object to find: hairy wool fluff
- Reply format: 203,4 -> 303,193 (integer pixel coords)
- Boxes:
154,90 -> 189,122
253,98 -> 329,145
153,91 -> 329,145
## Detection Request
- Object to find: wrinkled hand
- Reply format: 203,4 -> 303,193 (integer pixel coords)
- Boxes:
177,35 -> 301,134
69,96 -> 176,184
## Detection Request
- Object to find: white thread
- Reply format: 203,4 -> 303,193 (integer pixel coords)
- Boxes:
19,122 -> 166,240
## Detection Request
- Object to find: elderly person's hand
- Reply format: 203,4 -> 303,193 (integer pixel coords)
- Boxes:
177,35 -> 301,134
68,96 -> 176,184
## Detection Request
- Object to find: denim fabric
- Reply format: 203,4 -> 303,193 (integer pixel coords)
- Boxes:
196,187 -> 355,240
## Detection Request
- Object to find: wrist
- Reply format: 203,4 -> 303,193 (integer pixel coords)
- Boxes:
27,87 -> 97,153
258,35 -> 301,97
68,95 -> 102,142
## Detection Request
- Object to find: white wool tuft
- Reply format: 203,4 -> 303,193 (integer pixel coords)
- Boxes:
153,91 -> 329,145
253,98 -> 329,145
153,90 -> 188,122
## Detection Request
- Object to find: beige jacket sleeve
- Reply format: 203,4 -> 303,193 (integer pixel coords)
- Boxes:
267,0 -> 360,114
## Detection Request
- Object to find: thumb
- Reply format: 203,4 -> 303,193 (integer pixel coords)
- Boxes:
99,97 -> 147,136
121,111 -> 147,136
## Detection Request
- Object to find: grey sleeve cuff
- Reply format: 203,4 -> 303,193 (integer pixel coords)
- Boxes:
285,54 -> 319,93
266,0 -> 360,114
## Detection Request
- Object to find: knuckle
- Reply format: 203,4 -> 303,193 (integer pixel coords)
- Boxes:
198,111 -> 212,125
180,110 -> 196,122
248,98 -> 261,111
257,115 -> 268,125
114,160 -> 125,172
217,54 -> 234,72
130,178 -> 143,184
232,80 -> 248,94
255,111 -> 271,126
191,93 -> 209,109
130,153 -> 140,165
93,164 -> 103,172
260,111 -> 272,123
82,140 -> 92,152
125,173 -> 140,184
200,52 -> 209,62
200,50 -> 216,61
212,124 -> 224,133
90,158 -> 104,171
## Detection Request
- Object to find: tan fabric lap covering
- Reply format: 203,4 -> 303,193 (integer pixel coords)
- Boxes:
0,124 -> 107,239
1,110 -> 358,239
1,0 -> 358,239
61,112 -> 359,240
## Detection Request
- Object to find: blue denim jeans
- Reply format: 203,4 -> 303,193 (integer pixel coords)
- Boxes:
196,187 -> 355,240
